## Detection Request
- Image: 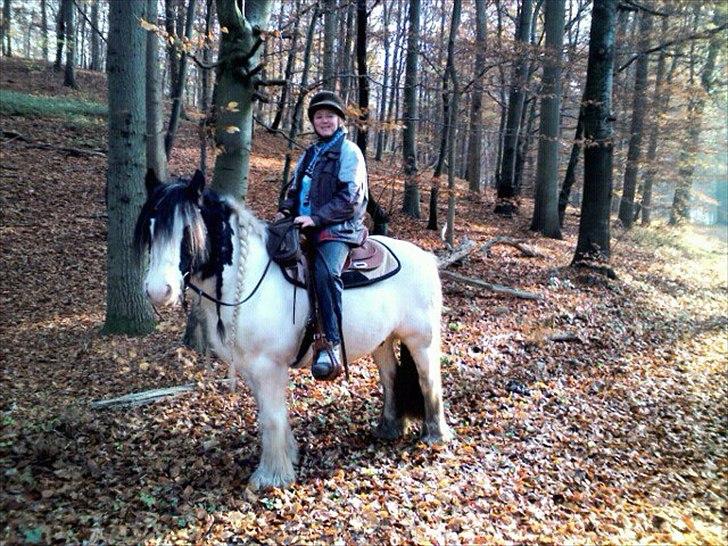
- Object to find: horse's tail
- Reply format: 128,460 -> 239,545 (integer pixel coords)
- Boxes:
394,343 -> 425,419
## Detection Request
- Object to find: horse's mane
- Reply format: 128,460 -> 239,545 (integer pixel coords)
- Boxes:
134,179 -> 268,272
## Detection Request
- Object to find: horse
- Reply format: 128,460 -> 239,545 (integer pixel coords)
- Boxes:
134,170 -> 452,489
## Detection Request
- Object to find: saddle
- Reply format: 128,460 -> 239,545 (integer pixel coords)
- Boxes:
278,238 -> 401,290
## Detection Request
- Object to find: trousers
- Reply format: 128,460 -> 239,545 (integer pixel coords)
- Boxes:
312,241 -> 349,345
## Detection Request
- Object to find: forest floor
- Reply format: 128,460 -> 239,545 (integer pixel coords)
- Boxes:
1,57 -> 726,545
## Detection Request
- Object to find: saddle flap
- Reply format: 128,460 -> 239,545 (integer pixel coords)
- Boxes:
343,239 -> 384,272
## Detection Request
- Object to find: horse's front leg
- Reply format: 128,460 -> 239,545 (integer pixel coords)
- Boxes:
242,356 -> 298,489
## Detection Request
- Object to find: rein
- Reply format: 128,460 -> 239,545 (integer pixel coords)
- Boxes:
184,258 -> 273,307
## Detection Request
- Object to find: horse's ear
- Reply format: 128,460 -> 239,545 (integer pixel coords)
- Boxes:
189,169 -> 205,197
145,169 -> 161,196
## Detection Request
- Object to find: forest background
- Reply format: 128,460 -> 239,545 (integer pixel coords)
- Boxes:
0,0 -> 726,544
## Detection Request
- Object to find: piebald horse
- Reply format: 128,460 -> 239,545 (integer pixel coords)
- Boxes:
134,170 -> 452,489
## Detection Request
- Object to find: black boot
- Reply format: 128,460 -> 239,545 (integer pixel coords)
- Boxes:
312,343 -> 342,381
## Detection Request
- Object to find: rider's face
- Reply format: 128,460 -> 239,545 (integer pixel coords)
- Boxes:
312,109 -> 340,138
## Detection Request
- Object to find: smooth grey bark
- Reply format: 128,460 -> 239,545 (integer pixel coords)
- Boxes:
443,0 -> 462,246
1,0 -> 10,56
54,1 -> 65,69
322,0 -> 336,89
401,0 -> 421,218
104,0 -> 155,335
530,0 -> 565,238
63,0 -> 76,88
617,9 -> 653,228
209,0 -> 273,200
164,0 -> 197,158
165,0 -> 180,98
146,0 -> 168,182
374,0 -> 392,161
495,0 -> 533,216
465,0 -> 487,193
669,7 -> 724,225
572,0 -> 617,270
198,0 -> 215,174
90,0 -> 100,70
338,0 -> 355,103
41,0 -> 49,60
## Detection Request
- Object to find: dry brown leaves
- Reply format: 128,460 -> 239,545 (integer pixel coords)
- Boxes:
1,58 -> 726,546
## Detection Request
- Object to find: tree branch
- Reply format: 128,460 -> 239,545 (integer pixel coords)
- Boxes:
72,0 -> 108,45
618,22 -> 728,72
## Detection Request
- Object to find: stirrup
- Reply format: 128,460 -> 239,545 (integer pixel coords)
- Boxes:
312,343 -> 342,381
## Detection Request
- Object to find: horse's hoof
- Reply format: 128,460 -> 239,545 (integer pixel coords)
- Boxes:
420,424 -> 454,445
248,466 -> 296,490
374,419 -> 403,440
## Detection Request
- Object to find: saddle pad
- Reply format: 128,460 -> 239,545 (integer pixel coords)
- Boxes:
280,238 -> 401,289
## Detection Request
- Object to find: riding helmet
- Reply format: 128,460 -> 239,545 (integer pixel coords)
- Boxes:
307,91 -> 347,122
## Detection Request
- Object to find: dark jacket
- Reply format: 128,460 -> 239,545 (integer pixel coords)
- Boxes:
279,135 -> 368,246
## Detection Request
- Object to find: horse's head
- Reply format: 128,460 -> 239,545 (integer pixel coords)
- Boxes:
134,169 -> 211,306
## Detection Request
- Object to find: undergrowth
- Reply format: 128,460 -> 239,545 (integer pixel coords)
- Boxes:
0,89 -> 106,125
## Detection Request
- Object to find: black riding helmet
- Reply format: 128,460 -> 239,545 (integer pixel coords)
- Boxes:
307,91 -> 347,122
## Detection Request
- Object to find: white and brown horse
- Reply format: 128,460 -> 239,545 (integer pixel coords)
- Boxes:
134,170 -> 452,489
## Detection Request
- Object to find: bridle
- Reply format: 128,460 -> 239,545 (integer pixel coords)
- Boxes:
183,259 -> 273,307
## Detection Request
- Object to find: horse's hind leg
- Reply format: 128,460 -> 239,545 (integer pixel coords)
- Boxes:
372,337 -> 404,440
402,334 -> 453,444
242,357 -> 298,489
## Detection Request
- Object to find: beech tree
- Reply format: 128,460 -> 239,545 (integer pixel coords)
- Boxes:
146,0 -> 168,181
530,0 -> 565,238
401,0 -> 421,218
63,0 -> 76,88
104,0 -> 155,335
572,0 -> 618,273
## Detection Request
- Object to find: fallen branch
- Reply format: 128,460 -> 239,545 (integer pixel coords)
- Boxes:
548,331 -> 582,343
91,379 -> 233,409
480,236 -> 543,258
436,237 -> 475,269
439,270 -> 543,300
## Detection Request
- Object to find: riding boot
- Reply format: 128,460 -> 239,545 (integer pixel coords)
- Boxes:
312,342 -> 342,381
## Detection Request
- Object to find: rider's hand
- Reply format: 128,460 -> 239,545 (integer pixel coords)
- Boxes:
293,215 -> 315,228
274,211 -> 287,221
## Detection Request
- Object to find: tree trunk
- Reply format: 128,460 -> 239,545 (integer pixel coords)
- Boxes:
41,0 -> 49,61
617,10 -> 652,228
355,0 -> 369,153
63,0 -> 77,88
558,104 -> 583,226
270,0 -> 299,132
165,0 -> 180,98
640,16 -> 672,226
495,0 -> 533,216
198,0 -> 215,174
146,0 -> 168,182
104,0 -> 155,335
54,1 -> 65,69
466,0 -> 487,193
572,0 -> 617,269
89,0 -> 100,70
443,0 -> 462,246
209,0 -> 273,201
164,0 -> 197,158
530,0 -> 565,238
669,7 -> 724,225
401,0 -> 421,218
322,0 -> 337,89
374,0 -> 392,162
338,0 -> 355,103
1,0 -> 10,57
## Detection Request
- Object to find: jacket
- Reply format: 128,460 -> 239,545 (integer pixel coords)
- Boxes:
279,134 -> 368,246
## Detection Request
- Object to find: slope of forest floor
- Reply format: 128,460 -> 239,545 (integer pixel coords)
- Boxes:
1,58 -> 726,545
